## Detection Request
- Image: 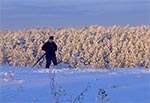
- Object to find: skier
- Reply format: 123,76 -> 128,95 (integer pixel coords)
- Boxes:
42,36 -> 57,68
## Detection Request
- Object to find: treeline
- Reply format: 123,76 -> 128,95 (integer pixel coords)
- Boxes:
0,25 -> 150,68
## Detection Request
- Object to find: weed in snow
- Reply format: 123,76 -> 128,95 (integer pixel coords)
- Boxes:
97,88 -> 109,103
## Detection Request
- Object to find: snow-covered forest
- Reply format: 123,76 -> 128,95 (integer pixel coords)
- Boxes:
0,25 -> 150,68
0,25 -> 150,103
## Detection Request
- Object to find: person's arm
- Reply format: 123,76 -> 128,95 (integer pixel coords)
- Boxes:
54,42 -> 57,52
42,43 -> 47,51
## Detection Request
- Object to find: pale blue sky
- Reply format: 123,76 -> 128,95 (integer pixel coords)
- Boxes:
0,0 -> 149,30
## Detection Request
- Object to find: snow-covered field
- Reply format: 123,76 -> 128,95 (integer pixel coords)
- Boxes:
0,66 -> 150,103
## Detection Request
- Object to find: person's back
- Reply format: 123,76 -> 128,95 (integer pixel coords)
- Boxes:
42,36 -> 57,68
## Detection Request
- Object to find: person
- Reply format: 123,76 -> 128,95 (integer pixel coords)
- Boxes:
42,36 -> 57,68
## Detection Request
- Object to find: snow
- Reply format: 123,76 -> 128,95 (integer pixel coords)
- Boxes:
0,66 -> 150,103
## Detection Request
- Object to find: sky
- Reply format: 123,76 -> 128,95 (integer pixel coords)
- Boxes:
0,0 -> 149,30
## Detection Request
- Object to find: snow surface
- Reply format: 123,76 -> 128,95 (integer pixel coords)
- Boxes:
0,66 -> 150,103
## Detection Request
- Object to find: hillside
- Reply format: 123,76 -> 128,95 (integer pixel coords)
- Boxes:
0,25 -> 150,68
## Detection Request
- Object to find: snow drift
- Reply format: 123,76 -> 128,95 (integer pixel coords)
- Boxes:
0,66 -> 150,103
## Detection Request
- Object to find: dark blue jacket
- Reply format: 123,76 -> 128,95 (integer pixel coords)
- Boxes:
42,41 -> 57,58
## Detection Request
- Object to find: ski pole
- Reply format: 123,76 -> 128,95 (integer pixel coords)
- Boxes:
32,53 -> 45,67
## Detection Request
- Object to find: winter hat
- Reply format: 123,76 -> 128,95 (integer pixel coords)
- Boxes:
49,36 -> 54,40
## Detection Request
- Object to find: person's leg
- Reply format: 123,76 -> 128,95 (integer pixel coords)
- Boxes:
52,57 -> 57,65
46,59 -> 51,68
